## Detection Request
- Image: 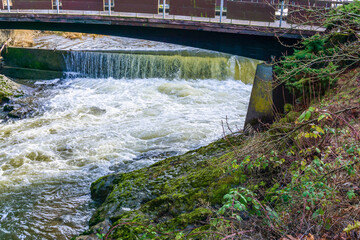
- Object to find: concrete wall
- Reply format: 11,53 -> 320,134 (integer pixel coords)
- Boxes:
2,47 -> 67,71
1,47 -> 66,79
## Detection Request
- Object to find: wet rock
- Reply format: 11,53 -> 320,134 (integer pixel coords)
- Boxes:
108,160 -> 135,172
88,106 -> 106,116
3,104 -> 14,112
0,74 -> 24,99
91,174 -> 118,203
0,96 -> 10,104
0,77 -> 37,121
7,105 -> 33,119
7,111 -> 21,119
133,150 -> 178,161
0,75 -> 32,120
75,219 -> 111,240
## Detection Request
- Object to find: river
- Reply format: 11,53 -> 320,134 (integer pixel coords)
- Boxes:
0,35 -> 256,239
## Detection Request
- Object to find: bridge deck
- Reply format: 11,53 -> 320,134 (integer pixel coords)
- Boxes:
0,10 -> 322,39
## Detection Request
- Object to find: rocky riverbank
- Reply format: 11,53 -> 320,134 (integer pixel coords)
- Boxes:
0,74 -> 36,121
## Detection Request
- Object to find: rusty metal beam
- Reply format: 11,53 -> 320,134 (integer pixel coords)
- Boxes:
13,0 -> 53,10
287,0 -> 333,25
114,0 -> 158,14
170,0 -> 216,18
290,0 -> 332,7
227,1 -> 276,22
62,0 -> 104,11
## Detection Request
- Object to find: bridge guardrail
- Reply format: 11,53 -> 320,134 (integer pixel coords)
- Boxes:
0,0 -> 350,29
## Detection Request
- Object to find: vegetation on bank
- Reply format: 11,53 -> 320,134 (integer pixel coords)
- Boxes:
82,69 -> 359,240
78,2 -> 360,239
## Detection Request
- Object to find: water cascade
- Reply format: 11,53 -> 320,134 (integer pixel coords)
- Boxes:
65,50 -> 260,83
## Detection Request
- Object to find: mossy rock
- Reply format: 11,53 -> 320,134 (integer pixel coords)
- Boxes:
279,111 -> 301,124
0,74 -> 25,105
87,135 -> 246,238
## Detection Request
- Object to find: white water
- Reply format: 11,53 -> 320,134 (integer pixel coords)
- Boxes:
0,76 -> 252,239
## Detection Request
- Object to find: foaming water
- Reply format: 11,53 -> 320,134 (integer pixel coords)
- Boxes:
0,77 -> 252,239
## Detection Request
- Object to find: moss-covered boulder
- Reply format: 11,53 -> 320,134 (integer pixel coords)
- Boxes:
0,74 -> 24,104
82,135 -> 246,239
0,75 -> 36,120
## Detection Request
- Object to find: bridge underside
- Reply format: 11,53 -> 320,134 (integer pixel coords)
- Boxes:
0,14 -> 304,60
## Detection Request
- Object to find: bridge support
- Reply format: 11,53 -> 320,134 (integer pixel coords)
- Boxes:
7,0 -> 10,12
245,63 -> 273,129
245,62 -> 293,130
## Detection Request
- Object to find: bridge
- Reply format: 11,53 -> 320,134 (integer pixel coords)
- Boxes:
0,0 -> 342,60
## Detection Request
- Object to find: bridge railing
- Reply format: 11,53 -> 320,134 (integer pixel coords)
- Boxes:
0,0 -> 351,29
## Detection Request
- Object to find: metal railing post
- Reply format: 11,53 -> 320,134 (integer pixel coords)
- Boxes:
56,0 -> 60,13
7,0 -> 10,12
163,0 -> 165,19
220,0 -> 224,23
108,0 -> 111,15
279,0 -> 284,28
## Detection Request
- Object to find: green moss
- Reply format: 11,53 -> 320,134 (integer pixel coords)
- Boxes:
163,207 -> 213,229
3,47 -> 67,71
278,111 -> 301,124
86,135 -> 246,236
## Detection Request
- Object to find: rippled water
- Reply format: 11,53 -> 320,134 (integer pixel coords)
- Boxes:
0,76 -> 252,239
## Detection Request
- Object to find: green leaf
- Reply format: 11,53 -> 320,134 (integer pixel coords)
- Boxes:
218,206 -> 226,214
344,221 -> 360,234
347,146 -> 355,154
96,233 -> 105,239
234,202 -> 246,211
304,111 -> 312,121
239,194 -> 247,204
223,194 -> 232,200
316,126 -> 325,134
318,114 -> 326,121
298,111 -> 306,122
347,190 -> 356,200
312,208 -> 324,218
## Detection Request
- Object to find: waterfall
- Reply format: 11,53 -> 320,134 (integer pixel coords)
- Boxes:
64,51 -> 259,81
